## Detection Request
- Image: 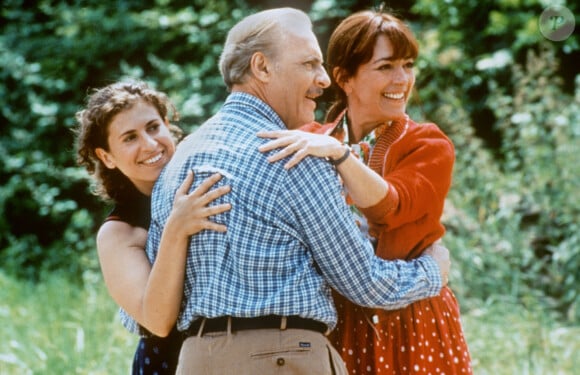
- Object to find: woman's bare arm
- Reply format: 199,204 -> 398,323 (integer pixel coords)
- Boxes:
97,172 -> 231,336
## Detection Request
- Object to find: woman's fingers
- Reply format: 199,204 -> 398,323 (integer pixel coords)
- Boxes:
258,136 -> 296,153
170,172 -> 232,235
198,185 -> 231,206
176,171 -> 225,199
267,143 -> 301,163
256,130 -> 285,138
175,170 -> 195,197
174,172 -> 231,211
189,203 -> 231,222
199,219 -> 228,233
203,203 -> 232,217
196,203 -> 231,232
188,172 -> 223,198
284,149 -> 309,169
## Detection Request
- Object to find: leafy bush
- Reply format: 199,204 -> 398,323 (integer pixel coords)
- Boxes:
435,44 -> 580,320
487,45 -> 580,319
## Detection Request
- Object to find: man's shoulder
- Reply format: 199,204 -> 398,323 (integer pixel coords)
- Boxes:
281,154 -> 342,196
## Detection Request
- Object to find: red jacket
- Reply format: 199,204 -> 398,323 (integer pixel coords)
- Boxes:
303,117 -> 454,260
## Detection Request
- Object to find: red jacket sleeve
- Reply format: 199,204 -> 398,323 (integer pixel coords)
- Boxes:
360,123 -> 455,230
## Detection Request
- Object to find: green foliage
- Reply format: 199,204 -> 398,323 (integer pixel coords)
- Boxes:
434,43 -> 580,320
461,297 -> 580,373
411,0 -> 578,128
486,45 -> 580,318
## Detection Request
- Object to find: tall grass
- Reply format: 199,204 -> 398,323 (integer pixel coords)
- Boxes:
1,270 -> 579,374
461,297 -> 580,374
0,271 -> 135,374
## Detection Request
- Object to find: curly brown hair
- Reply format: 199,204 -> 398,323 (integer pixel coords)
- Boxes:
74,80 -> 182,202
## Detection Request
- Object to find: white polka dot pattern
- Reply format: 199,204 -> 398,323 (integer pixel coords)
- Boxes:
330,287 -> 472,374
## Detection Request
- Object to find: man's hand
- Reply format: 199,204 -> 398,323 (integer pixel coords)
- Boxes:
424,242 -> 450,286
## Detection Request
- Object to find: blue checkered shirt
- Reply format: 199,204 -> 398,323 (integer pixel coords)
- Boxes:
140,92 -> 442,333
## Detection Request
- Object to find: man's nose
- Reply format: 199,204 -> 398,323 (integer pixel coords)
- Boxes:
316,65 -> 331,89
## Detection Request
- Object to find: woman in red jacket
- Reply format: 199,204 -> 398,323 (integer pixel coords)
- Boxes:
259,9 -> 472,374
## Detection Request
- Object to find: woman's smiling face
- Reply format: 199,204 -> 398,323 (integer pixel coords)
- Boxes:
95,100 -> 175,195
344,34 -> 416,126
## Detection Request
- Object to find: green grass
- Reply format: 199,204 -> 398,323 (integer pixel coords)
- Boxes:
461,298 -> 580,374
1,270 -> 579,374
0,270 -> 135,375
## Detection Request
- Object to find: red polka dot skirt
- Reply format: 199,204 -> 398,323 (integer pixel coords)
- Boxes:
330,286 -> 472,374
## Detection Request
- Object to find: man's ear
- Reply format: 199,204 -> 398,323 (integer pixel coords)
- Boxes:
95,148 -> 116,169
250,52 -> 271,82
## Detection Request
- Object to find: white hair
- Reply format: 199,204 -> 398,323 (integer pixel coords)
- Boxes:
219,7 -> 312,90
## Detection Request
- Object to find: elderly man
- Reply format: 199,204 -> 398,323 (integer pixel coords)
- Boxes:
147,7 -> 449,374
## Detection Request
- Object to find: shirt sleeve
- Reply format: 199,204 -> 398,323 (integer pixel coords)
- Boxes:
118,308 -> 142,336
145,164 -> 182,263
283,156 -> 442,310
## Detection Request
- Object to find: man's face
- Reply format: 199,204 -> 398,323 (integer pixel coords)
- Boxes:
266,26 -> 330,129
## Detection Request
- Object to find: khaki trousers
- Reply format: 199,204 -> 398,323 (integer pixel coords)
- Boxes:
176,327 -> 347,375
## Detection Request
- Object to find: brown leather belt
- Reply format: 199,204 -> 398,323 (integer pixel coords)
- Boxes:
184,315 -> 327,337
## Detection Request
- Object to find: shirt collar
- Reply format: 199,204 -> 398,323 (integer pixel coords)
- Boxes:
224,92 -> 286,130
